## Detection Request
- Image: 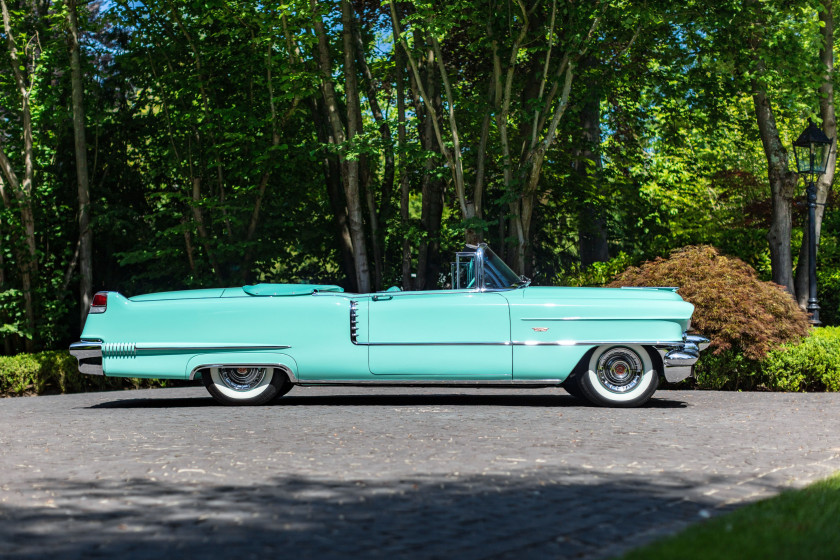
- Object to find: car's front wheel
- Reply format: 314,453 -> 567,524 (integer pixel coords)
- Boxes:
202,366 -> 289,405
576,345 -> 659,407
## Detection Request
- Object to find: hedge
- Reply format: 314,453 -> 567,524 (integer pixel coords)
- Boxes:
0,351 -> 186,397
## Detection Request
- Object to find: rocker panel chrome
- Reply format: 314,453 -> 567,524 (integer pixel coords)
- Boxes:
298,378 -> 563,387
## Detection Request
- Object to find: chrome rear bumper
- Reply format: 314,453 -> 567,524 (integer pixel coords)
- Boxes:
69,340 -> 104,376
655,335 -> 710,383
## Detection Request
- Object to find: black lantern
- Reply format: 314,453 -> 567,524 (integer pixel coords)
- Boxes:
793,118 -> 832,183
793,118 -> 833,325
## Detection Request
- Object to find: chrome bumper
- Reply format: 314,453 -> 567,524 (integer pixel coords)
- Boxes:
655,335 -> 710,383
69,340 -> 104,376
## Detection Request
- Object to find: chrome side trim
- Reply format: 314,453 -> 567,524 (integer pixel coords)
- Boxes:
354,340 -> 684,347
360,341 -> 513,346
620,286 -> 679,292
69,340 -> 104,376
298,378 -> 563,387
189,363 -> 298,383
135,343 -> 291,351
519,340 -> 685,347
520,317 -> 681,322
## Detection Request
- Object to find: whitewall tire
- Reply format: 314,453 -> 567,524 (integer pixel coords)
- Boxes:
203,366 -> 289,405
577,345 -> 659,408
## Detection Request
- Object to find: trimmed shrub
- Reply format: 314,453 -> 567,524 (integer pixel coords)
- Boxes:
0,351 -> 192,397
609,245 -> 810,359
761,326 -> 840,392
608,246 -> 811,389
0,352 -> 78,396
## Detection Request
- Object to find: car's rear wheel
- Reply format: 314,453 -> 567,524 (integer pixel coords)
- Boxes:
577,345 -> 659,407
203,366 -> 289,405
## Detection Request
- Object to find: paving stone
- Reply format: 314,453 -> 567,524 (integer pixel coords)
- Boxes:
0,387 -> 839,559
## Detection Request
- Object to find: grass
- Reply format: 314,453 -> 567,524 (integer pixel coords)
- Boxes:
618,472 -> 840,560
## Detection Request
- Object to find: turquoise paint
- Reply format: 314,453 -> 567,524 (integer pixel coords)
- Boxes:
129,288 -> 227,302
242,284 -> 344,296
184,352 -> 299,378
512,345 -> 591,381
80,281 -> 697,383
367,291 -> 510,377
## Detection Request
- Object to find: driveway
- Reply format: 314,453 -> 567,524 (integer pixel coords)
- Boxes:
1,387 -> 839,559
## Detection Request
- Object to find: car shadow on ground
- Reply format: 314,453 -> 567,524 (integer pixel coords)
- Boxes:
0,468 -> 736,560
88,393 -> 688,409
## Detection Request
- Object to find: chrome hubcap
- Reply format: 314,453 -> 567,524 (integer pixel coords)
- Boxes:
219,367 -> 267,392
596,347 -> 644,393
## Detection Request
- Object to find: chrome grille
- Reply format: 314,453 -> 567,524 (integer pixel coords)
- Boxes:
350,300 -> 358,343
103,342 -> 137,358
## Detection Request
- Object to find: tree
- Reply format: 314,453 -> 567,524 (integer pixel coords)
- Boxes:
794,0 -> 837,308
66,0 -> 92,330
0,0 -> 40,350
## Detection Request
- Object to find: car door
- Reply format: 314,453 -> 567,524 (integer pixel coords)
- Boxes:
367,291 -> 512,378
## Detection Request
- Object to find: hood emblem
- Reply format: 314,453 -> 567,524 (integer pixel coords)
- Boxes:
532,327 -> 549,332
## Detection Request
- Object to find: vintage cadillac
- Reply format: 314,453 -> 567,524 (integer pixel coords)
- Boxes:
70,244 -> 708,407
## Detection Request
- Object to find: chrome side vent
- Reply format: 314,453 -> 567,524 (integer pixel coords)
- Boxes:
103,342 -> 137,358
350,300 -> 359,344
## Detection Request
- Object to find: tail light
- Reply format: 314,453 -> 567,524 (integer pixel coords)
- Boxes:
89,292 -> 108,314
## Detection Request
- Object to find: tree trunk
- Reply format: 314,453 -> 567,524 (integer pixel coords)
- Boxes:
181,217 -> 196,273
67,0 -> 93,331
753,83 -> 798,294
794,0 -> 836,307
340,0 -> 370,293
410,45 -> 445,291
576,56 -> 608,268
312,0 -> 370,292
190,176 -> 221,280
242,40 -> 283,281
351,5 -> 392,291
1,0 -> 38,350
310,97 -> 357,290
394,16 -> 413,291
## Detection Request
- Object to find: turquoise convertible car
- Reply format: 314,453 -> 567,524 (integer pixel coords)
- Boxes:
70,244 -> 708,407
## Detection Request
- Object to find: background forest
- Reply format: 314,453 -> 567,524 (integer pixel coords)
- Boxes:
1,0 -> 839,357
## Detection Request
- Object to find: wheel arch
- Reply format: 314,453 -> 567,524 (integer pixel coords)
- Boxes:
568,346 -> 598,382
643,345 -> 666,377
186,352 -> 299,383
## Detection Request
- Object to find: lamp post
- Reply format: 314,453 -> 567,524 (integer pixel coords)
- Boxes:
792,118 -> 833,325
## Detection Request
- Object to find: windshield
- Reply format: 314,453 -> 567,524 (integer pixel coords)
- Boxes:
482,247 -> 527,289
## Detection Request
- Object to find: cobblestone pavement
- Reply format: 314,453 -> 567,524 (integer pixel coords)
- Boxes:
1,386 -> 839,559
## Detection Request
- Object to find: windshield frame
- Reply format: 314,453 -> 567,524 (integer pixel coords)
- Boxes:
450,243 -> 528,292
464,244 -> 528,291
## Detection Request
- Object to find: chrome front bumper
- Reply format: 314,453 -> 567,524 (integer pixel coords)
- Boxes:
69,340 -> 104,376
655,335 -> 710,383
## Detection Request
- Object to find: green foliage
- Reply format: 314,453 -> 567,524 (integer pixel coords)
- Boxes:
610,246 -> 810,360
557,252 -> 636,287
693,349 -> 762,391
0,351 -> 84,396
1,0 -> 839,369
0,351 -> 184,397
762,326 -> 840,392
619,472 -> 840,560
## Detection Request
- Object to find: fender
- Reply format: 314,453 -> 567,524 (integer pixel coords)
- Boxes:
186,352 -> 299,382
